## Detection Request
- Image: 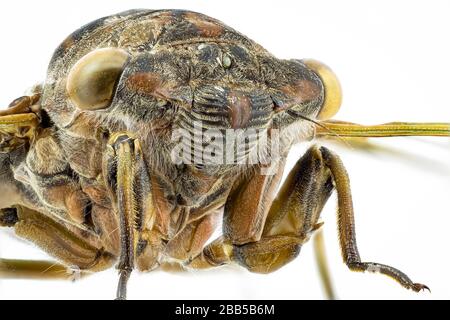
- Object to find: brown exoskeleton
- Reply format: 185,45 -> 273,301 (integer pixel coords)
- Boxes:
0,9 -> 449,299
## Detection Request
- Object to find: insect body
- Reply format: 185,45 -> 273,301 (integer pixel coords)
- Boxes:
0,9 -> 448,299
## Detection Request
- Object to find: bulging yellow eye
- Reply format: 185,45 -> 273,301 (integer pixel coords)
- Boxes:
303,59 -> 342,120
66,48 -> 130,110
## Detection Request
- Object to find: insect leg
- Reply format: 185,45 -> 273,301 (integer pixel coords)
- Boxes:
186,236 -> 233,270
104,132 -> 148,300
188,150 -> 324,272
319,146 -> 429,292
227,146 -> 335,275
187,149 -> 329,272
313,228 -> 336,300
0,93 -> 41,117
187,161 -> 287,269
0,92 -> 41,154
189,145 -> 427,294
164,210 -> 221,262
0,259 -> 80,280
0,113 -> 39,153
0,206 -> 114,279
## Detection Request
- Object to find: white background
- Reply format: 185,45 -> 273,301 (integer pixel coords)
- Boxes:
0,0 -> 449,300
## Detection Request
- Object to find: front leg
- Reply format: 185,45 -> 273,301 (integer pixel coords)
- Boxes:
0,206 -> 114,279
318,146 -> 428,291
189,145 -> 427,293
104,132 -> 153,300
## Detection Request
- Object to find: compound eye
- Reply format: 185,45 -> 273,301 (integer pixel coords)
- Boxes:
302,59 -> 342,120
66,48 -> 130,110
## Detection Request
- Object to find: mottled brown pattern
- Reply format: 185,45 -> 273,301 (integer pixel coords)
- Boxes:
118,21 -> 156,48
275,79 -> 322,112
126,72 -> 167,99
1,10 -> 325,288
0,9 -> 432,299
184,12 -> 225,38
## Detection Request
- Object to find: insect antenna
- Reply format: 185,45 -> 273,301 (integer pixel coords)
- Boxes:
291,112 -> 355,149
316,120 -> 450,138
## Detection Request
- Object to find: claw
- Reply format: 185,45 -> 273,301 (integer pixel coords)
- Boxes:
412,283 -> 431,293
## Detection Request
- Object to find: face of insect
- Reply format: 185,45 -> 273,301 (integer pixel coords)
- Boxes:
62,44 -> 341,175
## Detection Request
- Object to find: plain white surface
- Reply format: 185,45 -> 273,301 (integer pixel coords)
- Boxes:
0,0 -> 449,300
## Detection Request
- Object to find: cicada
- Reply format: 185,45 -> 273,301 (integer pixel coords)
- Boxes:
0,9 -> 448,299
